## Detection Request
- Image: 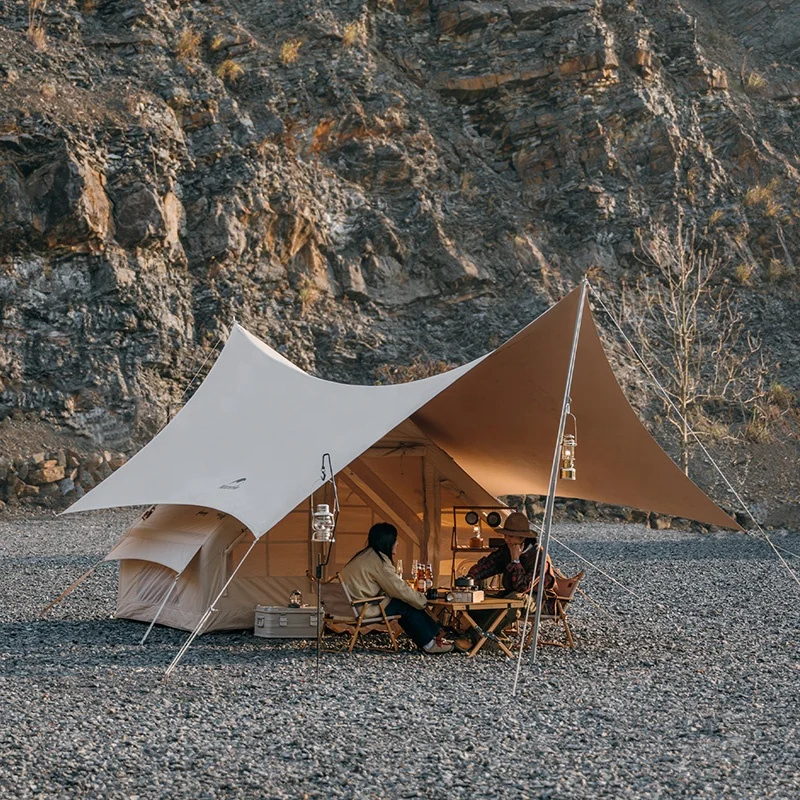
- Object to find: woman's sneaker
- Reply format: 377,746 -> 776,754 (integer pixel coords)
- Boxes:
423,637 -> 454,654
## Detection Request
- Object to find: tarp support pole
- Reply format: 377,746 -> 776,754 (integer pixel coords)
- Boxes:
513,278 -> 588,695
164,536 -> 261,680
140,573 -> 181,645
40,557 -> 106,617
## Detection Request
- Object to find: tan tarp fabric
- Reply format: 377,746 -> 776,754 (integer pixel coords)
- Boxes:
414,287 -> 740,530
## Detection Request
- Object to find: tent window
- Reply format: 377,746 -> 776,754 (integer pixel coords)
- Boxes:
135,563 -> 180,605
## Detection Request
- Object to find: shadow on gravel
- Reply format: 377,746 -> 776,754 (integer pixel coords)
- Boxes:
0,619 -> 417,676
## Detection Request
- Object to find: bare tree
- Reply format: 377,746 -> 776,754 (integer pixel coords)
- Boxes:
623,218 -> 761,476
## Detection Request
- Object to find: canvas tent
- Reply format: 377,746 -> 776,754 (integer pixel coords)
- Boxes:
64,285 -> 740,633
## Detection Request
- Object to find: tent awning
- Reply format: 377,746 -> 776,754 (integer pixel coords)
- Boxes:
65,286 -> 740,532
104,528 -> 209,574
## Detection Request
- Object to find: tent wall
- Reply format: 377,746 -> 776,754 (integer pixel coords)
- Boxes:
111,423 -> 503,633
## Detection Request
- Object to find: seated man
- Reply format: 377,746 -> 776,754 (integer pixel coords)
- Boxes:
468,511 -> 553,595
455,511 -> 554,650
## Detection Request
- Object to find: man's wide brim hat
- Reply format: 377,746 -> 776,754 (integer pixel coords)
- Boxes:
500,512 -> 533,534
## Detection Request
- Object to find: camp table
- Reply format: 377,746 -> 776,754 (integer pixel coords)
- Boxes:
427,597 -> 525,658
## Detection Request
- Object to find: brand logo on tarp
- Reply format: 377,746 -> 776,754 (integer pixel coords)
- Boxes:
219,477 -> 247,491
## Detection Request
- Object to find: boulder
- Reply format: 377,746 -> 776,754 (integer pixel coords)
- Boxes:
57,477 -> 75,496
112,184 -> 168,248
28,464 -> 66,485
27,154 -> 111,246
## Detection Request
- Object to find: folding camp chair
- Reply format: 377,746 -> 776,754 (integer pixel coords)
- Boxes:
519,570 -> 585,649
538,569 -> 585,648
319,578 -> 401,653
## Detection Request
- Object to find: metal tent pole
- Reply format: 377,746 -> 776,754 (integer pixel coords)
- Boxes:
164,536 -> 261,680
513,279 -> 588,695
140,573 -> 181,645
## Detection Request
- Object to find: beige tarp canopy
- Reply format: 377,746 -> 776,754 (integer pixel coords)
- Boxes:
66,285 -> 739,632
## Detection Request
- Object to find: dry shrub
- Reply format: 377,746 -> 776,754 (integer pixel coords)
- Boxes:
280,39 -> 302,64
375,355 -> 452,385
176,26 -> 202,62
744,418 -> 771,443
769,383 -> 796,410
27,0 -> 47,50
216,59 -> 244,83
342,20 -> 367,48
767,259 -> 790,282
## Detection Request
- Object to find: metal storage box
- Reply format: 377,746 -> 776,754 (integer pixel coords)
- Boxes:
253,605 -> 321,639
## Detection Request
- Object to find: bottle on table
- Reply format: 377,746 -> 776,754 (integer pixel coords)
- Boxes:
425,563 -> 434,591
415,563 -> 427,592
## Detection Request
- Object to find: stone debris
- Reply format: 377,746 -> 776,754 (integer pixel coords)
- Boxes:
0,513 -> 797,798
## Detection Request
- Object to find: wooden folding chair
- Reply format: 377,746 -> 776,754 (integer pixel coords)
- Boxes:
515,570 -> 585,650
319,578 -> 401,653
535,570 -> 585,648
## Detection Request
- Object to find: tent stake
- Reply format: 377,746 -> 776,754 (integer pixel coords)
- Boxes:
164,536 -> 261,680
140,573 -> 181,645
513,278 -> 588,695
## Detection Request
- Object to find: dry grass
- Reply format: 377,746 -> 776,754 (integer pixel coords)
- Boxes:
733,262 -> 755,285
280,39 -> 302,64
744,179 -> 779,208
210,33 -> 226,52
27,0 -> 47,50
767,258 -> 790,282
176,26 -> 202,62
769,383 -> 796,410
216,59 -> 244,83
297,276 -> 319,318
708,209 -> 724,227
744,71 -> 767,91
342,20 -> 367,48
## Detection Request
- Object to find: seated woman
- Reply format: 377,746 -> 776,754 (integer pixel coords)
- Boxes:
340,522 -> 453,654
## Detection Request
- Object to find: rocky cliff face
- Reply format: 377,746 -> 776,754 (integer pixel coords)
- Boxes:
0,0 -> 798,465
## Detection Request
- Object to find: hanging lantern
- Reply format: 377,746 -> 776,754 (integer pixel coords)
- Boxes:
560,433 -> 577,480
311,503 -> 336,542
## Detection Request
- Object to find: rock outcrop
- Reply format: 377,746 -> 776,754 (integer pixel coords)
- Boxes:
0,0 -> 798,511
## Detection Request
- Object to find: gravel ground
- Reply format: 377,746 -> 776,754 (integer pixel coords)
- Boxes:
1,510 -> 798,800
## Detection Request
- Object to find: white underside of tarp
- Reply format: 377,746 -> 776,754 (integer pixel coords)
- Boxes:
66,325 -> 486,536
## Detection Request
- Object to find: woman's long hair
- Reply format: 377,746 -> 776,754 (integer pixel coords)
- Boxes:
348,522 -> 398,564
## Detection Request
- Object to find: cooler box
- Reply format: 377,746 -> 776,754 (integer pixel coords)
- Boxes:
253,605 -> 321,639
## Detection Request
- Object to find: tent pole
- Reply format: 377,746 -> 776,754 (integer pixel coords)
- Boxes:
513,278 -> 588,695
140,573 -> 181,645
40,557 -> 106,617
164,536 -> 261,680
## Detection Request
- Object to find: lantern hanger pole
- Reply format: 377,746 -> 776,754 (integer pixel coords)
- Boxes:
315,453 -> 339,678
513,278 -> 589,696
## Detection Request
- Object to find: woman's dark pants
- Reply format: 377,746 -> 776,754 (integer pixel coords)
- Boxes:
384,599 -> 441,649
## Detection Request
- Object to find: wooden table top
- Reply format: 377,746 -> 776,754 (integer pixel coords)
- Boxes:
427,597 -> 525,611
